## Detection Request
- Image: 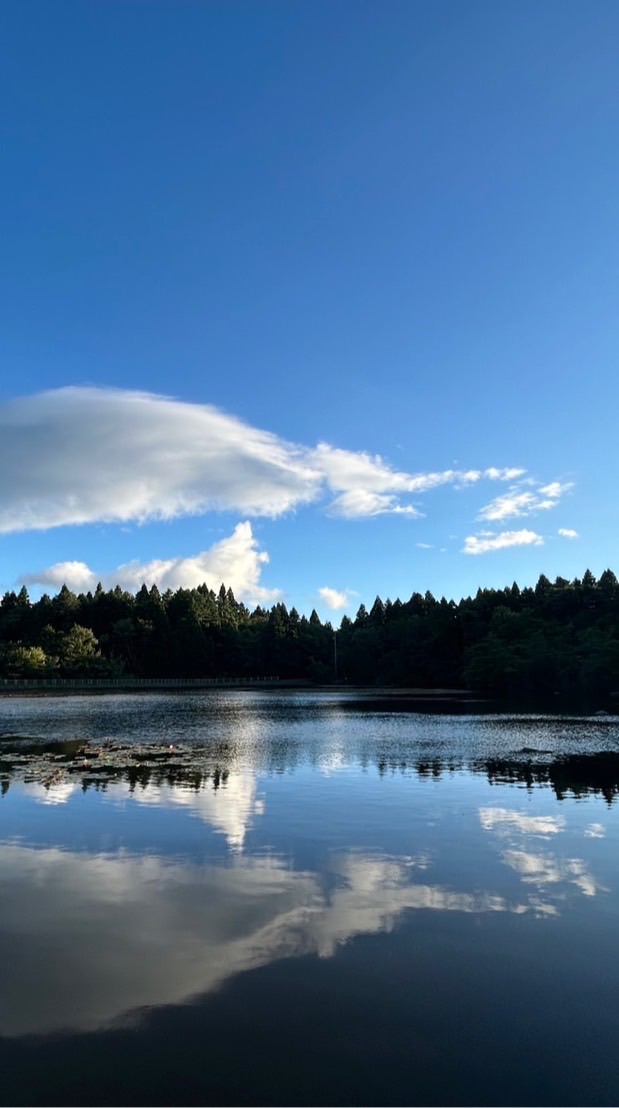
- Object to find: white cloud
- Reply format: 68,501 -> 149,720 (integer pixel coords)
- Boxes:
113,522 -> 278,602
416,542 -> 434,550
0,388 -> 532,529
313,443 -> 423,496
21,522 -> 281,606
0,387 -> 321,531
318,455 -> 524,496
24,560 -> 97,591
558,528 -> 579,540
317,454 -> 525,519
318,586 -> 354,610
484,467 -> 526,481
327,490 -> 421,518
478,491 -> 539,520
479,480 -> 572,523
539,481 -> 569,499
463,529 -> 544,555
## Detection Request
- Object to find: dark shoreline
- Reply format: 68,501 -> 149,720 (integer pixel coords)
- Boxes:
0,677 -> 478,698
0,680 -> 616,718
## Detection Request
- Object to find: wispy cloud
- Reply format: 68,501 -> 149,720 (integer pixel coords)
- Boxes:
21,522 -> 281,605
327,490 -> 421,519
479,491 -> 539,520
558,528 -> 579,539
463,529 -> 544,555
314,446 -> 520,504
318,586 -> 355,610
479,480 -> 572,523
0,388 -> 531,530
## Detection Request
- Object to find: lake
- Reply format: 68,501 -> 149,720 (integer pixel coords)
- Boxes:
1,690 -> 619,1107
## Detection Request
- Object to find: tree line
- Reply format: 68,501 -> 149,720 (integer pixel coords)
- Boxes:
1,569 -> 619,702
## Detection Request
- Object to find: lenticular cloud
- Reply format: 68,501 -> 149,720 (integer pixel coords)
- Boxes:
0,388 -> 321,532
0,387 -> 526,532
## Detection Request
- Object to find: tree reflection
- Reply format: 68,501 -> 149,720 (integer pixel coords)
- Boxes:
2,739 -> 619,804
483,752 -> 619,805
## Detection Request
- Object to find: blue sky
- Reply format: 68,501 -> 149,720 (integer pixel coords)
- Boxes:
1,0 -> 618,618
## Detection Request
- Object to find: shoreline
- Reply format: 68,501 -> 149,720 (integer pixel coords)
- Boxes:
0,681 -> 614,715
0,677 -> 478,699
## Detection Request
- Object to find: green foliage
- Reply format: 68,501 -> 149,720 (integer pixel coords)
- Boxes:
59,624 -> 109,675
0,643 -> 51,676
1,568 -> 618,704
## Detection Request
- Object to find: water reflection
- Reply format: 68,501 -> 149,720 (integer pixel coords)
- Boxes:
479,808 -> 565,836
502,850 -> 603,899
22,779 -> 81,806
0,840 -> 532,1038
483,753 -> 619,804
4,747 -> 619,805
118,773 -> 263,851
0,844 -> 314,1036
479,803 -> 607,916
1,700 -> 618,1108
2,767 -> 612,1040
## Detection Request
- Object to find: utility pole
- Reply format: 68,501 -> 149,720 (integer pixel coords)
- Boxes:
333,630 -> 338,679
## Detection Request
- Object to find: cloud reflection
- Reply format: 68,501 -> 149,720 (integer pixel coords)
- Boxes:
479,805 -> 606,907
479,807 -> 565,837
124,773 -> 263,851
23,780 -> 81,806
0,844 -> 527,1038
503,850 -> 605,898
21,772 -> 264,852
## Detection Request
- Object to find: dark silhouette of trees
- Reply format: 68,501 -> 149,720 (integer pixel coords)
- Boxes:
1,569 -> 619,704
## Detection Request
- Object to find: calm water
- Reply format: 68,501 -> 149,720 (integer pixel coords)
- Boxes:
1,691 -> 619,1107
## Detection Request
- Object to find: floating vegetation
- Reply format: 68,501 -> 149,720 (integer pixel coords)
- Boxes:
2,731 -> 619,804
0,737 -> 231,793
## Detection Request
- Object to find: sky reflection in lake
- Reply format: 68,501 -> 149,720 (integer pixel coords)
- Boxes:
1,693 -> 619,1106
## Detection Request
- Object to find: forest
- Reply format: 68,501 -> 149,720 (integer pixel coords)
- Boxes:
1,569 -> 619,704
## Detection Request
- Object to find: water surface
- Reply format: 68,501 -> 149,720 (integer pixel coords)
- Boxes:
1,691 -> 618,1106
